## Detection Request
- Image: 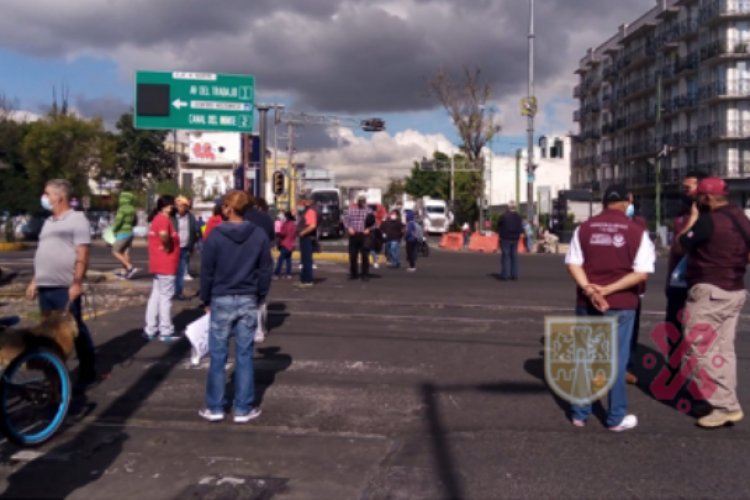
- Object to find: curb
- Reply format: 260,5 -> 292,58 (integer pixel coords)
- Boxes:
0,242 -> 26,252
272,250 -> 350,264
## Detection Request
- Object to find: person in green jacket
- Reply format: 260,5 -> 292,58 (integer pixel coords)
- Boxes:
112,191 -> 139,279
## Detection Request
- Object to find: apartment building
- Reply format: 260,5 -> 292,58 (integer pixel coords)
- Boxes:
572,0 -> 750,222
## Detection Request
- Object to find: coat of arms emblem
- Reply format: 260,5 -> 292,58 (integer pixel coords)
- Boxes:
544,316 -> 618,405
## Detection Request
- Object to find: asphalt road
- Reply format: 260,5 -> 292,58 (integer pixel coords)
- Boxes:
0,246 -> 749,499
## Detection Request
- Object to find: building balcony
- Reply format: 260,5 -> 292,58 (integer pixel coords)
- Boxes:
603,65 -> 618,81
574,85 -> 582,98
700,78 -> 750,99
699,0 -> 750,24
675,52 -> 700,74
698,120 -> 750,141
701,39 -> 750,62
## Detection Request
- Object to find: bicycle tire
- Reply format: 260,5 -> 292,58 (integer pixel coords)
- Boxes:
0,347 -> 71,446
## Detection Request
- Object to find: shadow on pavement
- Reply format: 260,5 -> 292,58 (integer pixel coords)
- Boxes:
267,302 -> 289,332
225,346 -> 293,408
1,308 -> 203,498
420,379 -> 547,500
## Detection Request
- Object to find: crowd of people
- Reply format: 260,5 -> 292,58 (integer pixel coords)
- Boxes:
21,173 -> 750,431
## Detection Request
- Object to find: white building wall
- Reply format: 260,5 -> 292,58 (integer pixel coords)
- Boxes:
486,140 -> 571,206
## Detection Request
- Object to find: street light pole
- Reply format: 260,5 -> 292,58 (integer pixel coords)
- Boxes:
526,0 -> 536,223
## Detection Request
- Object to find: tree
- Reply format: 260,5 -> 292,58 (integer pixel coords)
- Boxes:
0,118 -> 36,213
429,67 -> 501,165
383,178 -> 406,207
21,113 -> 114,201
103,112 -> 176,191
403,152 -> 480,226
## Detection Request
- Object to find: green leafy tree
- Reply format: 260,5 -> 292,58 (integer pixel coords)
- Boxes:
105,112 -> 176,191
0,117 -> 35,213
383,178 -> 406,207
403,152 -> 480,225
21,113 -> 114,201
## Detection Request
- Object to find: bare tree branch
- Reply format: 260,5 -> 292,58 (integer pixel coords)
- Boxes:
428,67 -> 501,165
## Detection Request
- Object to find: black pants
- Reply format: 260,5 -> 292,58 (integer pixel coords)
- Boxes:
628,298 -> 642,370
38,287 -> 96,382
406,240 -> 418,269
665,286 -> 689,335
348,233 -> 369,277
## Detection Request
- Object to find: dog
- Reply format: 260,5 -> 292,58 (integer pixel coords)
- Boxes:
0,311 -> 78,367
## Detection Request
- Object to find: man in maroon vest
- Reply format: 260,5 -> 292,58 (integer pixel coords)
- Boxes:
565,184 -> 655,431
676,177 -> 750,428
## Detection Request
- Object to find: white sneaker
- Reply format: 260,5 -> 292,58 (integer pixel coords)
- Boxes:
198,408 -> 225,422
407,268 -> 417,272
190,348 -> 201,367
609,414 -> 638,432
255,330 -> 265,344
184,273 -> 194,281
126,267 -> 140,279
234,407 -> 262,423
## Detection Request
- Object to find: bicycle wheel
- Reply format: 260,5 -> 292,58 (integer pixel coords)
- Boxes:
0,347 -> 71,446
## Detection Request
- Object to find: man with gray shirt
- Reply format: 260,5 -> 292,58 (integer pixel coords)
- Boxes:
26,179 -> 97,390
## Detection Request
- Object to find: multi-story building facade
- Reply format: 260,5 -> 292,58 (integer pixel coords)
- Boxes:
572,0 -> 750,223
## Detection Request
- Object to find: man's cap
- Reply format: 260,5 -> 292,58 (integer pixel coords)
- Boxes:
697,177 -> 728,196
603,184 -> 628,204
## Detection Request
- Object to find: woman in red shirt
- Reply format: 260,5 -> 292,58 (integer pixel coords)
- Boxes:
144,195 -> 180,341
203,202 -> 224,241
273,211 -> 296,279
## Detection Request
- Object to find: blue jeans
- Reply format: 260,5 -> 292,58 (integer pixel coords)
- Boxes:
205,295 -> 258,414
386,241 -> 401,268
570,307 -> 636,427
175,247 -> 190,296
299,237 -> 314,284
38,287 -> 96,381
500,239 -> 519,279
274,247 -> 293,276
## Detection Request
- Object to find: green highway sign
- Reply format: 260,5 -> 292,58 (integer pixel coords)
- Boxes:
134,71 -> 255,133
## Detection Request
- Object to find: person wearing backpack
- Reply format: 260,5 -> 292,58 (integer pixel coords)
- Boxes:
111,191 -> 138,279
676,177 -> 750,428
404,210 -> 421,272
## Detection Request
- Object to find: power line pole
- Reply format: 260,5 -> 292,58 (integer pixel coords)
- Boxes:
256,105 -> 270,199
526,0 -> 536,223
655,74 -> 663,234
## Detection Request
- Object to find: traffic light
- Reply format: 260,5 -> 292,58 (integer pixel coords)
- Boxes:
272,171 -> 285,196
361,118 -> 385,132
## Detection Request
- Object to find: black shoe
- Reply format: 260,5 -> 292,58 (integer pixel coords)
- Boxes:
349,275 -> 359,280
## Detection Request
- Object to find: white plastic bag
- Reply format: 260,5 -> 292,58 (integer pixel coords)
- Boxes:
185,313 -> 210,363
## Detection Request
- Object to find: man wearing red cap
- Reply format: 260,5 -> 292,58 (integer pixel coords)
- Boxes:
677,177 -> 750,428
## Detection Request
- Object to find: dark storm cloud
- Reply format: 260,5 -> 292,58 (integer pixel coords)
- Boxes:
0,0 -> 655,113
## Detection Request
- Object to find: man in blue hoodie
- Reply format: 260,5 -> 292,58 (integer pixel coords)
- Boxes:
497,201 -> 524,280
198,190 -> 272,424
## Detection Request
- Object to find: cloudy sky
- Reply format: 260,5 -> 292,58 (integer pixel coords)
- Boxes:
0,0 -> 654,186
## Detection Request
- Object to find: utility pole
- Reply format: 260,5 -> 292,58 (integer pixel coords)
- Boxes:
655,74 -> 663,235
287,122 -> 295,211
450,155 -> 455,210
526,0 -> 536,223
256,105 -> 270,199
515,149 -> 522,204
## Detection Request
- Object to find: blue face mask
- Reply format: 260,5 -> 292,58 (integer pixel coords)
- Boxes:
625,204 -> 635,219
41,195 -> 53,211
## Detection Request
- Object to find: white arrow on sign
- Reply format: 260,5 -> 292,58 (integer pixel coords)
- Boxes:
172,99 -> 188,110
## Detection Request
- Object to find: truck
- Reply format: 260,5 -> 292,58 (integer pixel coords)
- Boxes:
421,197 -> 453,234
311,188 -> 344,238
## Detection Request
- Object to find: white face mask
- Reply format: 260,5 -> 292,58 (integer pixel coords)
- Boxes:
625,203 -> 635,219
41,195 -> 53,211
